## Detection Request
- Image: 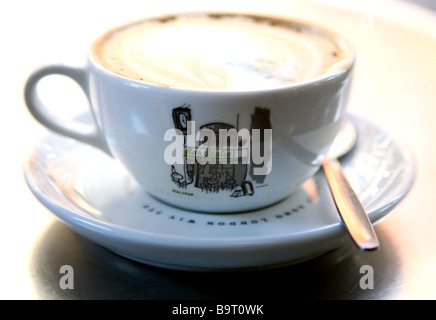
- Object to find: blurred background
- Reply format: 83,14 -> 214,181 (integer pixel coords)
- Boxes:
1,0 -> 435,300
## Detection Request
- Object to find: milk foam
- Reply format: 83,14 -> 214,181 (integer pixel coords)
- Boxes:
94,15 -> 343,90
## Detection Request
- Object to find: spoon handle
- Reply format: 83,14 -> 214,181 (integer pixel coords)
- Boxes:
322,159 -> 379,250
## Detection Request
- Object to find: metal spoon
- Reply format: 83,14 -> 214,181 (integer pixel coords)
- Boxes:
323,118 -> 379,251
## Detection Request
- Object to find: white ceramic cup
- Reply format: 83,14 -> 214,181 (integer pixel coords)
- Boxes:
24,13 -> 354,213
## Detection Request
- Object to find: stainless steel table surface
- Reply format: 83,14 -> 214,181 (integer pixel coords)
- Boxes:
1,0 -> 435,300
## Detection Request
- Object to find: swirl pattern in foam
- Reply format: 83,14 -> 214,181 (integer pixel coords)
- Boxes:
93,15 -> 344,90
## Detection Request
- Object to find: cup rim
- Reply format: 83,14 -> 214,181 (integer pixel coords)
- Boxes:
88,11 -> 355,95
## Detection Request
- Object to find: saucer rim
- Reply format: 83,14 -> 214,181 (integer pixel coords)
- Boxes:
23,113 -> 416,268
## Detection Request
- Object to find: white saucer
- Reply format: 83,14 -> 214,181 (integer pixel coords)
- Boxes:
23,114 -> 415,271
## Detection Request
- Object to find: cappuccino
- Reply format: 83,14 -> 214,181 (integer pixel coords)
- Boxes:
93,14 -> 346,90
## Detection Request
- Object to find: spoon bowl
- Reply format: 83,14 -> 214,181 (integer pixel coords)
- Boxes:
327,117 -> 358,160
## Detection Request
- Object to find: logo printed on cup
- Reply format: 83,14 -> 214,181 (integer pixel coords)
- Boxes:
164,105 -> 272,198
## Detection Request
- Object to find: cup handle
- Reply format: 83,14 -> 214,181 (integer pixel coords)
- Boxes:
24,64 -> 111,155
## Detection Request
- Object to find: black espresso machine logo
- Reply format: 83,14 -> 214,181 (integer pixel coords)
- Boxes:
164,105 -> 272,197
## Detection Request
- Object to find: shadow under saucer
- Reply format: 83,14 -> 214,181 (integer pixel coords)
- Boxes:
29,218 -> 402,300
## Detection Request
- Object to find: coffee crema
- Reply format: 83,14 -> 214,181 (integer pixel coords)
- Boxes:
93,14 -> 345,90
